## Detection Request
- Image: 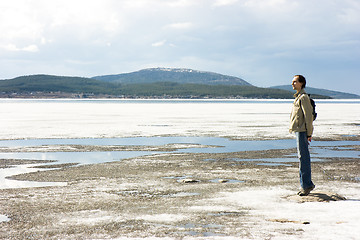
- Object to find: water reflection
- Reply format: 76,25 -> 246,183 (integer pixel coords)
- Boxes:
1,136 -> 358,152
0,151 -> 159,166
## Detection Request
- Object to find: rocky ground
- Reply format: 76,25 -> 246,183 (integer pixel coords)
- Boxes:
0,140 -> 359,239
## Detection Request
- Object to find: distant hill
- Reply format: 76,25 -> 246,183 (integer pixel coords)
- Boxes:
0,74 -> 295,99
117,82 -> 295,99
271,85 -> 360,99
92,68 -> 251,86
0,75 -> 121,95
2,69 -> 355,99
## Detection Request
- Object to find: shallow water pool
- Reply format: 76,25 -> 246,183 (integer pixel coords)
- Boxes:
0,137 -> 359,189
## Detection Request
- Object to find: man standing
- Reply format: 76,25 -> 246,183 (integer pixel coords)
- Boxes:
290,75 -> 315,196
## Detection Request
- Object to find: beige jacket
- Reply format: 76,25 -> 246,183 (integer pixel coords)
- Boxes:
289,89 -> 314,137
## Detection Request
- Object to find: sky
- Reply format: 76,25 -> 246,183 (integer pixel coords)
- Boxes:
0,0 -> 359,94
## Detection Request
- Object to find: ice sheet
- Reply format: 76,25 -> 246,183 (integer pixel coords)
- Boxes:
0,99 -> 359,140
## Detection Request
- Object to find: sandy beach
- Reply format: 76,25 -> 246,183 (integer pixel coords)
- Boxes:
0,99 -> 359,239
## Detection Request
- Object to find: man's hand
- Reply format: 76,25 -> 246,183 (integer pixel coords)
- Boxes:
307,136 -> 312,143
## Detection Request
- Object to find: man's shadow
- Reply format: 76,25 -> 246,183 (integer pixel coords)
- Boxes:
308,192 -> 346,201
307,191 -> 360,202
287,191 -> 360,202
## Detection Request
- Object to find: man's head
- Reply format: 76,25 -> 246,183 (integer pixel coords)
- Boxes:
292,75 -> 306,91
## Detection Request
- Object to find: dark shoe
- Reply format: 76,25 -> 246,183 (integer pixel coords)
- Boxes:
297,185 -> 315,196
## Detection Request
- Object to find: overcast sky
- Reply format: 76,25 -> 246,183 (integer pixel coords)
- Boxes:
1,0 -> 359,94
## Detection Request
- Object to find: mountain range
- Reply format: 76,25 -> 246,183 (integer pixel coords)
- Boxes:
0,68 -> 358,99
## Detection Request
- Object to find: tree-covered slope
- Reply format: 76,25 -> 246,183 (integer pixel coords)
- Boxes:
93,68 -> 251,86
0,75 -> 120,94
119,82 -> 294,98
271,85 -> 359,99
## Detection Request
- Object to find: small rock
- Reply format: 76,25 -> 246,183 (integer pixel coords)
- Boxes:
268,218 -> 310,224
219,179 -> 229,183
180,179 -> 199,183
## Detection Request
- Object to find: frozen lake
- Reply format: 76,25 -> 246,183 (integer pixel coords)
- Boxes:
1,98 -> 359,140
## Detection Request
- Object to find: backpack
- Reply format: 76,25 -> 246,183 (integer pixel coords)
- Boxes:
309,95 -> 317,120
302,94 -> 317,121
309,94 -> 317,121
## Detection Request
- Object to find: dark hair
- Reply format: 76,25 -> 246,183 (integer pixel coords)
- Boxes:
294,75 -> 306,89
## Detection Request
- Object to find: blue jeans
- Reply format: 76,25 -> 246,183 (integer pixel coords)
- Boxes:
296,132 -> 315,189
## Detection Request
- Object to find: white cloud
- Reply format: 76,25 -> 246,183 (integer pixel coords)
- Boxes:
337,1 -> 360,24
166,0 -> 196,7
22,45 -> 39,52
165,22 -> 193,30
40,37 -> 52,45
152,40 -> 167,47
243,0 -> 288,8
213,0 -> 239,7
0,44 -> 17,52
1,44 -> 39,52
